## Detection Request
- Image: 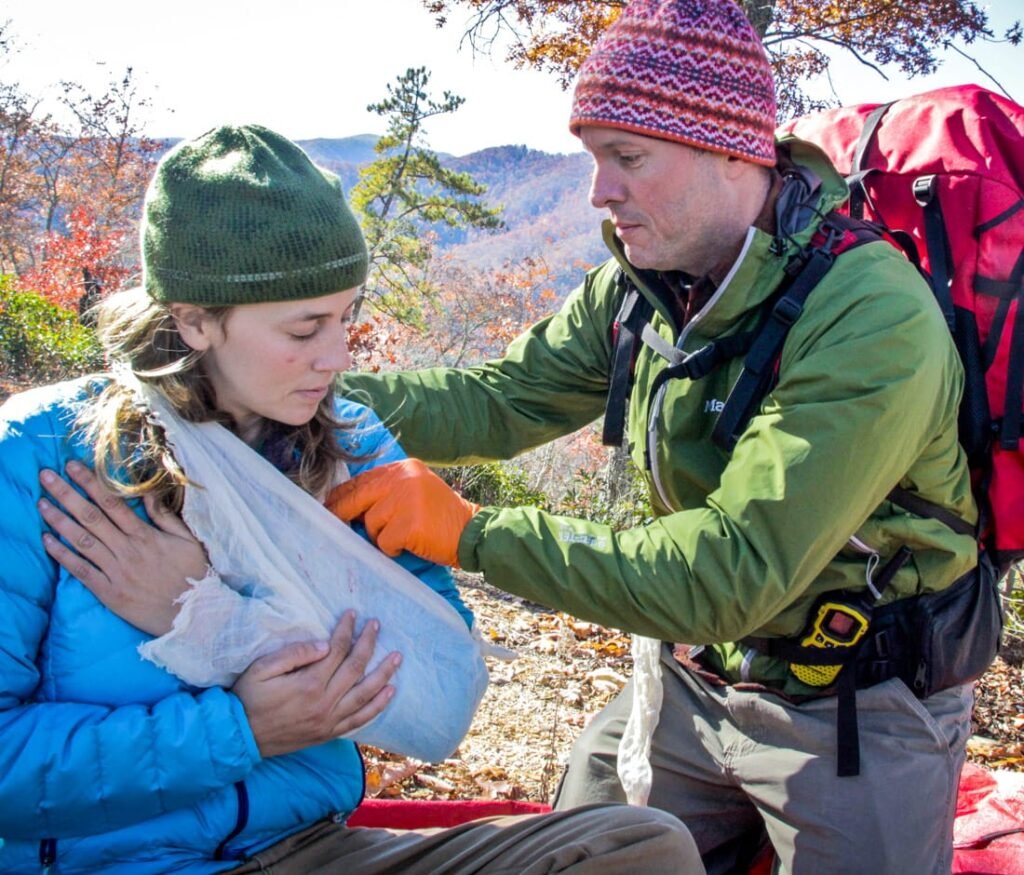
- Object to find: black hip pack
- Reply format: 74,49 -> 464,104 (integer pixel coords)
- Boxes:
857,552 -> 1003,698
742,552 -> 1003,776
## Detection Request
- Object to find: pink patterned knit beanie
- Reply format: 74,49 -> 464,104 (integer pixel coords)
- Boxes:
569,0 -> 777,166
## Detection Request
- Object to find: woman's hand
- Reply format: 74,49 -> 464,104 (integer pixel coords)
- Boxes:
38,460 -> 209,637
234,611 -> 401,758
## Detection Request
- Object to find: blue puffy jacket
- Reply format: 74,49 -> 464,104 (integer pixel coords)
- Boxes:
0,378 -> 471,874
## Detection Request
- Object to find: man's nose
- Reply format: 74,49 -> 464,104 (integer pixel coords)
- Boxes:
589,163 -> 625,209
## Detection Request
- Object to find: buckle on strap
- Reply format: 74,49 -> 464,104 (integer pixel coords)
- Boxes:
913,174 -> 938,206
671,343 -> 726,381
644,329 -> 752,385
772,294 -> 804,327
640,323 -> 685,365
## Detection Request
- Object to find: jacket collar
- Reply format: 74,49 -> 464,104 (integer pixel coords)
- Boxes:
604,137 -> 851,340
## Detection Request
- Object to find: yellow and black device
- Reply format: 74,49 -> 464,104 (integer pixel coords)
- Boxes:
790,599 -> 871,687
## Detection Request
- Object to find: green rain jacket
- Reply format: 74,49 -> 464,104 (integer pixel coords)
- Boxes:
344,138 -> 978,693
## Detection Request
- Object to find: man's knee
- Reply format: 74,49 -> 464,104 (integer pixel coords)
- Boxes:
553,696 -> 629,809
553,741 -> 624,808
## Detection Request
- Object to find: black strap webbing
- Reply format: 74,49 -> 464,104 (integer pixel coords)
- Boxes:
976,254 -> 1024,426
848,102 -> 894,220
954,305 -> 993,464
1001,298 -> 1024,449
975,197 -> 1024,235
975,275 -> 1022,301
603,277 -> 648,447
646,332 -> 757,396
888,486 -> 976,537
711,246 -> 837,452
835,670 -> 861,777
981,296 -> 1012,374
914,175 -> 956,334
836,544 -> 911,777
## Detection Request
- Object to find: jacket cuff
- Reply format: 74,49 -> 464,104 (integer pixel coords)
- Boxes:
223,689 -> 263,768
458,506 -> 499,572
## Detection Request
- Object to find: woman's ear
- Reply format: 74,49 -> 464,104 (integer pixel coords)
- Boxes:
168,303 -> 216,352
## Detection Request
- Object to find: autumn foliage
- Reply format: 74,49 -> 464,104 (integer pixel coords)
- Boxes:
350,256 -> 558,372
0,32 -> 158,313
423,0 -> 1022,117
15,206 -> 132,311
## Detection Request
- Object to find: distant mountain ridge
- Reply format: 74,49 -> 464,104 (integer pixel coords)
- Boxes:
297,135 -> 608,296
297,135 -> 381,185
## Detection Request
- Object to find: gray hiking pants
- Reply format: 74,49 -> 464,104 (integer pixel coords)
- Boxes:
227,802 -> 704,874
554,645 -> 973,875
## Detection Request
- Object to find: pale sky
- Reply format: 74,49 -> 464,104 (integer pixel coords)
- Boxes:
2,0 -> 1022,157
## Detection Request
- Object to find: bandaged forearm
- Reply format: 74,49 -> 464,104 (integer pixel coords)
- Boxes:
139,569 -> 323,688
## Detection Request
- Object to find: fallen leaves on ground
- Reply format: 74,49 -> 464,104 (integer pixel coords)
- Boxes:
971,636 -> 1024,771
361,576 -> 632,803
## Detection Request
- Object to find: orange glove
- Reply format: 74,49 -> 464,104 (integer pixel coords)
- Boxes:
326,459 -> 480,568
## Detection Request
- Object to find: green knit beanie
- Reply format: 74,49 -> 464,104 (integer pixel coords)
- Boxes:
142,124 -> 368,305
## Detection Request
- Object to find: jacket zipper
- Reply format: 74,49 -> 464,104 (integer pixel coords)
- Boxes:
645,228 -> 758,510
39,838 -> 56,873
213,780 -> 250,861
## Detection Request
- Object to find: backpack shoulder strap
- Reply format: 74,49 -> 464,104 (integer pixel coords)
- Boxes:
912,174 -> 957,333
712,215 -> 882,452
888,486 -> 976,537
847,101 -> 895,220
603,270 -> 655,447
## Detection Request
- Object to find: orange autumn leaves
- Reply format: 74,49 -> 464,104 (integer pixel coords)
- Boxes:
422,0 -> 1020,117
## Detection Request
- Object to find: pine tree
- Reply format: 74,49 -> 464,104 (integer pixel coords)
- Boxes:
351,66 -> 503,326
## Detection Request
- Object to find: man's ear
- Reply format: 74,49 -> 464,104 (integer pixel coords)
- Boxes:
168,303 -> 215,352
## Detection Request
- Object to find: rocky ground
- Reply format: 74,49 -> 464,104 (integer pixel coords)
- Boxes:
363,574 -> 1024,802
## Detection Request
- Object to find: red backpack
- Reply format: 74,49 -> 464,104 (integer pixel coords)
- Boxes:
784,85 -> 1024,573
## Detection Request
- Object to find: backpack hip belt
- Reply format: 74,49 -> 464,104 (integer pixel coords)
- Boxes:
739,551 -> 1002,777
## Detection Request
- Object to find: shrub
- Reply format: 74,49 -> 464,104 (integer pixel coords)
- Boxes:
556,460 -> 653,532
440,461 -> 551,512
1002,563 -> 1024,650
439,450 -> 653,534
0,276 -> 103,383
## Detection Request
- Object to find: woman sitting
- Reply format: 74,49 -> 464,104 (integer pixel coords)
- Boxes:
0,124 -> 699,874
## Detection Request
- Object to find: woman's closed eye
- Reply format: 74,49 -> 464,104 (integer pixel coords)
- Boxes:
287,320 -> 325,341
287,306 -> 355,341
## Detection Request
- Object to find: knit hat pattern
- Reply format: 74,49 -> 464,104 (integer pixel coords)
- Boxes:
143,124 -> 368,305
569,0 -> 777,166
